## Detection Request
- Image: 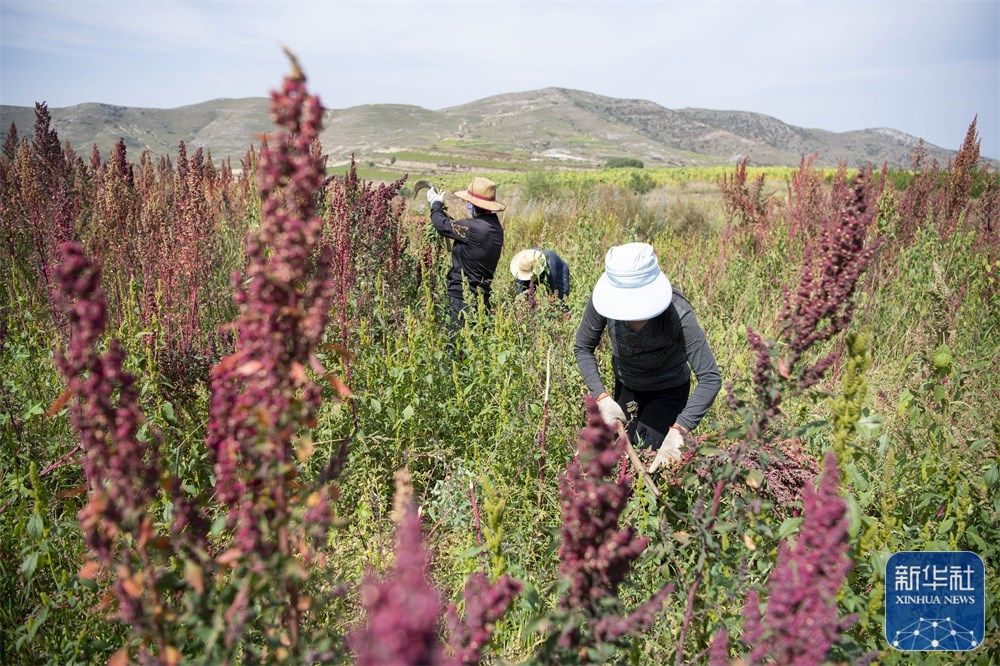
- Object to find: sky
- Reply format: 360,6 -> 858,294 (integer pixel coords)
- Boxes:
1,1 -> 997,157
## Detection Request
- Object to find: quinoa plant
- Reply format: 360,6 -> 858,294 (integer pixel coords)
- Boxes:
662,163 -> 885,663
351,473 -> 521,665
204,51 -> 342,657
937,116 -> 980,236
537,397 -> 673,662
719,157 -> 769,231
324,157 -> 409,353
709,451 -> 859,665
0,104 -> 78,319
43,53 -> 360,663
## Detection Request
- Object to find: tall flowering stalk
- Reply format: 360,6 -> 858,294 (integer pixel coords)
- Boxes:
777,167 -> 882,390
95,139 -> 139,302
898,141 -> 939,238
157,143 -> 215,388
709,158 -> 771,296
786,154 -> 825,241
0,104 -> 78,321
351,502 -> 442,666
324,158 -> 408,350
53,242 -> 177,662
937,117 -> 980,236
708,452 -> 852,665
719,157 -> 768,230
544,397 -> 673,659
445,573 -> 522,665
733,167 -> 880,526
351,475 -> 520,666
677,165 -> 883,662
204,52 -> 337,651
2,122 -> 17,159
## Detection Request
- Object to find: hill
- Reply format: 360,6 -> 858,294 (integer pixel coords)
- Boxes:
1,87 -> 958,169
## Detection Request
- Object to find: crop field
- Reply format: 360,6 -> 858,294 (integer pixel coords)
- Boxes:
1,63 -> 998,665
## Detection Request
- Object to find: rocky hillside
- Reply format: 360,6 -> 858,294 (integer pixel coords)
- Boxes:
1,87 -> 958,168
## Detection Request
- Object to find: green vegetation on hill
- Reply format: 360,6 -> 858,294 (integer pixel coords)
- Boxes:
1,87 -> 966,167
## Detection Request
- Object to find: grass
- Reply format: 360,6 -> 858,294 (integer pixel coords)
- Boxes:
3,167 -> 997,663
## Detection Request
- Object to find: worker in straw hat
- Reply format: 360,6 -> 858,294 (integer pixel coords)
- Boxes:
509,248 -> 570,300
426,177 -> 506,324
574,242 -> 721,473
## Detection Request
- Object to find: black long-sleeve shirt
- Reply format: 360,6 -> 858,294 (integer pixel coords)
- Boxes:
573,290 -> 721,431
430,201 -> 504,306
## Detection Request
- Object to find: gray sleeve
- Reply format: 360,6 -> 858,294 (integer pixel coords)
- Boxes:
675,307 -> 721,431
573,297 -> 608,396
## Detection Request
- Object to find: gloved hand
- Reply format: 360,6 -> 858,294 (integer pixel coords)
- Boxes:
596,394 -> 626,425
648,426 -> 684,474
426,186 -> 445,205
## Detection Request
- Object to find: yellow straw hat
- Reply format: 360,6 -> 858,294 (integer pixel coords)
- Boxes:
510,249 -> 546,280
454,176 -> 506,212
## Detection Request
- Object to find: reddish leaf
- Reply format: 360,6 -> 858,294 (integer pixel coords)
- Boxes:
79,560 -> 101,580
46,386 -> 74,417
107,647 -> 130,666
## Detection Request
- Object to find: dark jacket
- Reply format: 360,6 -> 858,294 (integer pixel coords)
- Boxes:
573,290 -> 721,431
430,201 -> 504,313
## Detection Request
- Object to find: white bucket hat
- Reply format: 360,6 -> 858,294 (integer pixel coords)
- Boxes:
510,249 -> 546,280
591,242 -> 672,321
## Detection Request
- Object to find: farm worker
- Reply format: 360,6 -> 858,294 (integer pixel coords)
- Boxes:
574,242 -> 721,473
509,248 -> 571,300
426,177 -> 505,324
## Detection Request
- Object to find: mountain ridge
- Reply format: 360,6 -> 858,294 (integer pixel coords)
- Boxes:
1,87 -> 962,169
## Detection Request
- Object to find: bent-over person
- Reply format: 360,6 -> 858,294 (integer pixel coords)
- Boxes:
509,248 -> 571,300
574,242 -> 721,473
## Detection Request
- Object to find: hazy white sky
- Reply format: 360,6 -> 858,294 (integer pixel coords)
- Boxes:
1,0 -> 997,156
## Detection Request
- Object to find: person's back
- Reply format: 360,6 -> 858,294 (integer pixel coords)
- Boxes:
426,177 -> 506,321
449,210 -> 504,303
541,249 -> 570,299
510,248 -> 570,299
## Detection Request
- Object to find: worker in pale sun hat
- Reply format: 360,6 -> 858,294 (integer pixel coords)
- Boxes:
426,177 -> 505,324
574,242 -> 721,473
509,248 -> 570,300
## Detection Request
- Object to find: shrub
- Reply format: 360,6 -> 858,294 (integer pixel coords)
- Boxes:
604,157 -> 644,169
666,199 -> 708,235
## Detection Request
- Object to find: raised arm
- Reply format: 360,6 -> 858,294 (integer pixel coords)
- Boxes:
573,297 -> 608,396
430,201 -> 471,243
675,306 -> 721,432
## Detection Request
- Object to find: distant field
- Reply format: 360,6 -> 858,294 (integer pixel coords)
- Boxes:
327,163 -> 852,192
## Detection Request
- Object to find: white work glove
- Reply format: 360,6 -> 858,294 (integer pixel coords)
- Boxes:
648,426 -> 684,474
596,394 -> 626,426
426,186 -> 445,205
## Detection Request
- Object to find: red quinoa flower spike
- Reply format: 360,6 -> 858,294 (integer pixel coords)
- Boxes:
445,572 -> 522,665
740,451 -> 852,665
550,397 -> 674,655
779,169 -> 882,387
350,504 -> 443,666
352,471 -> 521,666
204,50 -> 336,648
54,241 -> 175,661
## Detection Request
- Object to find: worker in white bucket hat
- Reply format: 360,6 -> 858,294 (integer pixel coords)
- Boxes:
574,242 -> 721,473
